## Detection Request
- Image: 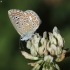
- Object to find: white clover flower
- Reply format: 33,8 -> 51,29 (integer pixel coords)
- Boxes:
56,47 -> 62,56
44,55 -> 53,62
38,46 -> 45,56
49,44 -> 57,55
43,31 -> 47,39
41,37 -> 47,46
30,46 -> 37,56
21,26 -> 66,70
31,33 -> 41,52
53,26 -> 64,47
21,51 -> 38,60
49,33 -> 57,45
55,50 -> 66,62
26,40 -> 32,49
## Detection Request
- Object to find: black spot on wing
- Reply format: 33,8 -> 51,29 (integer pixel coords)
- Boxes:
16,21 -> 19,24
12,15 -> 20,20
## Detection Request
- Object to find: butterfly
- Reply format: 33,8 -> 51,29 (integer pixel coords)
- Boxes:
8,9 -> 41,41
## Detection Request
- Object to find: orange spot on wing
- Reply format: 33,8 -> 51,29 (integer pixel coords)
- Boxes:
33,17 -> 36,21
9,12 -> 23,16
23,13 -> 28,17
28,13 -> 34,17
35,21 -> 38,24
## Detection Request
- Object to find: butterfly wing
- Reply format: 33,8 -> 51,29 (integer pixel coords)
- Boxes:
8,9 -> 26,36
23,10 -> 41,32
8,9 -> 41,40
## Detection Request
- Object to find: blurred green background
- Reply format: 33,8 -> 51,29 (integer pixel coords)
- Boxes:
0,0 -> 70,70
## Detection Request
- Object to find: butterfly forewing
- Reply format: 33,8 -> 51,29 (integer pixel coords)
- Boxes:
8,9 -> 25,36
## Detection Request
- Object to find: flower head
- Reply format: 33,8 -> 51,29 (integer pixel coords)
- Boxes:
21,26 -> 66,70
